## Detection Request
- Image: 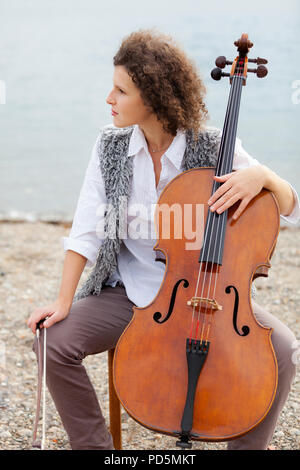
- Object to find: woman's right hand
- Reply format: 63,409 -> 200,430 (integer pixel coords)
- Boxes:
27,298 -> 71,334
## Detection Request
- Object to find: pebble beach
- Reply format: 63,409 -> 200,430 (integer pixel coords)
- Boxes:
0,221 -> 299,451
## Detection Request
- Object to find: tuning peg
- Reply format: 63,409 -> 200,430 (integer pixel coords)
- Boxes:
247,65 -> 268,78
215,56 -> 233,69
211,67 -> 230,81
248,57 -> 268,65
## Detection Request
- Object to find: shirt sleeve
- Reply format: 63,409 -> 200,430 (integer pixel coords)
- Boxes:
232,137 -> 300,225
61,132 -> 108,267
232,136 -> 260,170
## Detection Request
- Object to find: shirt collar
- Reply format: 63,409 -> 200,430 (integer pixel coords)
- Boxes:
128,124 -> 186,171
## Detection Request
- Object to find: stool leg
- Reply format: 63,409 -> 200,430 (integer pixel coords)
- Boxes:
108,348 -> 122,450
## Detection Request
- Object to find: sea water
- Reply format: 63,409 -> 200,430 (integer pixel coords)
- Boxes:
0,0 -> 299,222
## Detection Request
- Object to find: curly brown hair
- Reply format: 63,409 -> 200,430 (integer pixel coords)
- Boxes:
113,28 -> 208,138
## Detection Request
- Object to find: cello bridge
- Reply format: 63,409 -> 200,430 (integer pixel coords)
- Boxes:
187,297 -> 222,311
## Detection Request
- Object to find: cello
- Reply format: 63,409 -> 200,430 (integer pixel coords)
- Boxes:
113,34 -> 279,448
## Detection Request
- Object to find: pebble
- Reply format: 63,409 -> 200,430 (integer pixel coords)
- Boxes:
0,430 -> 12,439
0,222 -> 299,450
290,428 -> 300,436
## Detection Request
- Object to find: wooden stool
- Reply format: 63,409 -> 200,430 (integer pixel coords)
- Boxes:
108,348 -> 122,450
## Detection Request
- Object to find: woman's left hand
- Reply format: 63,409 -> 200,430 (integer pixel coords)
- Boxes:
207,165 -> 266,220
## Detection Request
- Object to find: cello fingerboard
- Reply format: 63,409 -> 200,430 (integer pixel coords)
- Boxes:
199,209 -> 227,265
200,66 -> 245,266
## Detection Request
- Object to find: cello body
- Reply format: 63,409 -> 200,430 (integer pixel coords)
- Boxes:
113,167 -> 279,441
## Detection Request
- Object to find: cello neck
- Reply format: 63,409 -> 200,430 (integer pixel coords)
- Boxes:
215,68 -> 245,180
200,35 -> 268,266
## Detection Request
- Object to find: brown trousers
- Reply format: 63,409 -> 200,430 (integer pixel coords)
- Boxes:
33,285 -> 296,450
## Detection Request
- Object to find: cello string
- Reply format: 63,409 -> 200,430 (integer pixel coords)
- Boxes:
191,73 -> 239,343
189,73 -> 235,342
194,65 -> 243,343
198,74 -> 241,343
194,73 -> 239,342
190,57 -> 245,343
204,84 -> 242,343
202,68 -> 244,343
202,67 -> 245,344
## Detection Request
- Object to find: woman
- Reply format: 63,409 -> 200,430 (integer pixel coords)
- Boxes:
27,29 -> 299,450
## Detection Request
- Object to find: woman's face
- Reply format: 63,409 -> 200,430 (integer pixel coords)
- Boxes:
106,65 -> 153,128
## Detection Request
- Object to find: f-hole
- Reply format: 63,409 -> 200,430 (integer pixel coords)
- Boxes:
225,285 -> 250,336
153,279 -> 189,324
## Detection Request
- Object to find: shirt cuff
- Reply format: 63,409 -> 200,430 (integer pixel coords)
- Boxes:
61,237 -> 99,268
280,185 -> 300,225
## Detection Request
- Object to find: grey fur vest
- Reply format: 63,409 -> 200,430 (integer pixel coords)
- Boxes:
73,125 -> 221,302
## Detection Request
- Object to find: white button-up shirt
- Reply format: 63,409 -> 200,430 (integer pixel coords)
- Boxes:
62,124 -> 300,307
